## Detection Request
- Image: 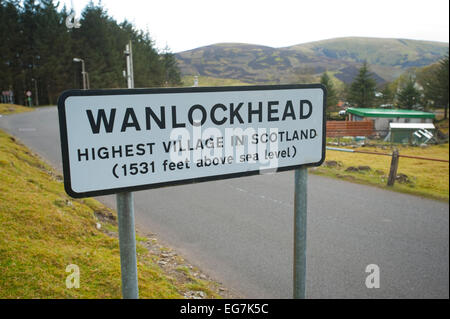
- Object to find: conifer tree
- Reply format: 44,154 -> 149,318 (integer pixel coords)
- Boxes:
1,0 -> 183,105
320,72 -> 338,116
348,61 -> 377,107
422,54 -> 449,118
396,76 -> 421,109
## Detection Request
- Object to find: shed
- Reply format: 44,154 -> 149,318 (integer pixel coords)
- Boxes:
346,108 -> 435,134
388,122 -> 436,144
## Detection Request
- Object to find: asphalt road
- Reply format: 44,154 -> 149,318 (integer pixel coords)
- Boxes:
1,107 -> 448,298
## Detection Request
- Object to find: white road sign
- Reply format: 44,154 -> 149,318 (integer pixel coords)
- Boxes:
58,85 -> 326,198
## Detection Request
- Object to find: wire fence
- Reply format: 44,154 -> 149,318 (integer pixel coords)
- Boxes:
326,146 -> 449,163
325,146 -> 448,187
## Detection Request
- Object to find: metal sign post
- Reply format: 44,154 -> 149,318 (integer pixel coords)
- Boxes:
116,40 -> 139,299
116,191 -> 139,298
293,166 -> 307,299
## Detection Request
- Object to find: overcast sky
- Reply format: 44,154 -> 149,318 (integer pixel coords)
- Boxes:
60,0 -> 449,53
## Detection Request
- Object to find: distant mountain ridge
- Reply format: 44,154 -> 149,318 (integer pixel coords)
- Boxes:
176,37 -> 448,85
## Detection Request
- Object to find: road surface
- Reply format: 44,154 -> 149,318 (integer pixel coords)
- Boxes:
1,107 -> 448,298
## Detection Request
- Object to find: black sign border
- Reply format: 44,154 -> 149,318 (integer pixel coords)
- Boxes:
57,84 -> 327,198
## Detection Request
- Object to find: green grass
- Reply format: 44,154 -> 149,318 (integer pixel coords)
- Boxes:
313,143 -> 449,201
0,129 -> 221,298
0,103 -> 34,115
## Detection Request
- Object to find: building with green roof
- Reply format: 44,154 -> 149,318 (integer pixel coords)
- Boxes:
346,108 -> 435,134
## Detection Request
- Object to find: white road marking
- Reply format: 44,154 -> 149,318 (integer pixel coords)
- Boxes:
227,184 -> 293,208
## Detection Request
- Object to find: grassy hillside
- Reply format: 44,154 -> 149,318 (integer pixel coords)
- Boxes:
288,37 -> 448,68
177,42 -> 337,84
176,37 -> 448,85
0,129 -> 230,299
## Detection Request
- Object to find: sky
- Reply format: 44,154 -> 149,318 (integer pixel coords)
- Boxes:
60,0 -> 449,53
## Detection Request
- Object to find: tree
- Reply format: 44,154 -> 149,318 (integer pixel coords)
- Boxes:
396,76 -> 421,109
348,61 -> 377,107
0,0 -> 182,105
34,0 -> 73,104
437,54 -> 449,119
416,63 -> 439,108
161,47 -> 182,87
379,83 -> 394,106
320,72 -> 338,116
421,54 -> 449,119
73,3 -> 125,89
131,29 -> 165,88
0,0 -> 22,97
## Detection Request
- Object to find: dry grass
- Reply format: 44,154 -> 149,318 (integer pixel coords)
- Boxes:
313,143 -> 449,201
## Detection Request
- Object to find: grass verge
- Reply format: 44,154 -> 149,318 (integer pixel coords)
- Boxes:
0,103 -> 34,115
312,143 -> 449,201
0,129 -> 231,298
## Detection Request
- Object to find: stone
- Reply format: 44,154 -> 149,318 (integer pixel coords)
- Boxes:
396,173 -> 411,184
324,160 -> 339,167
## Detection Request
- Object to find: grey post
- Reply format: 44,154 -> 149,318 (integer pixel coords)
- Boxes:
116,192 -> 139,298
114,39 -> 139,299
124,41 -> 134,89
293,166 -> 308,299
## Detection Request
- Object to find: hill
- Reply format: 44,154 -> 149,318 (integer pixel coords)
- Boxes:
176,37 -> 448,85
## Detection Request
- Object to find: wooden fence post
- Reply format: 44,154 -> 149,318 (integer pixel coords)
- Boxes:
387,149 -> 399,186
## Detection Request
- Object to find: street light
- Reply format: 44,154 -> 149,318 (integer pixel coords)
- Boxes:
73,58 -> 89,89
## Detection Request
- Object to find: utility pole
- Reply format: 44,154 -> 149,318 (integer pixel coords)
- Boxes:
116,40 -> 139,299
124,41 -> 134,89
